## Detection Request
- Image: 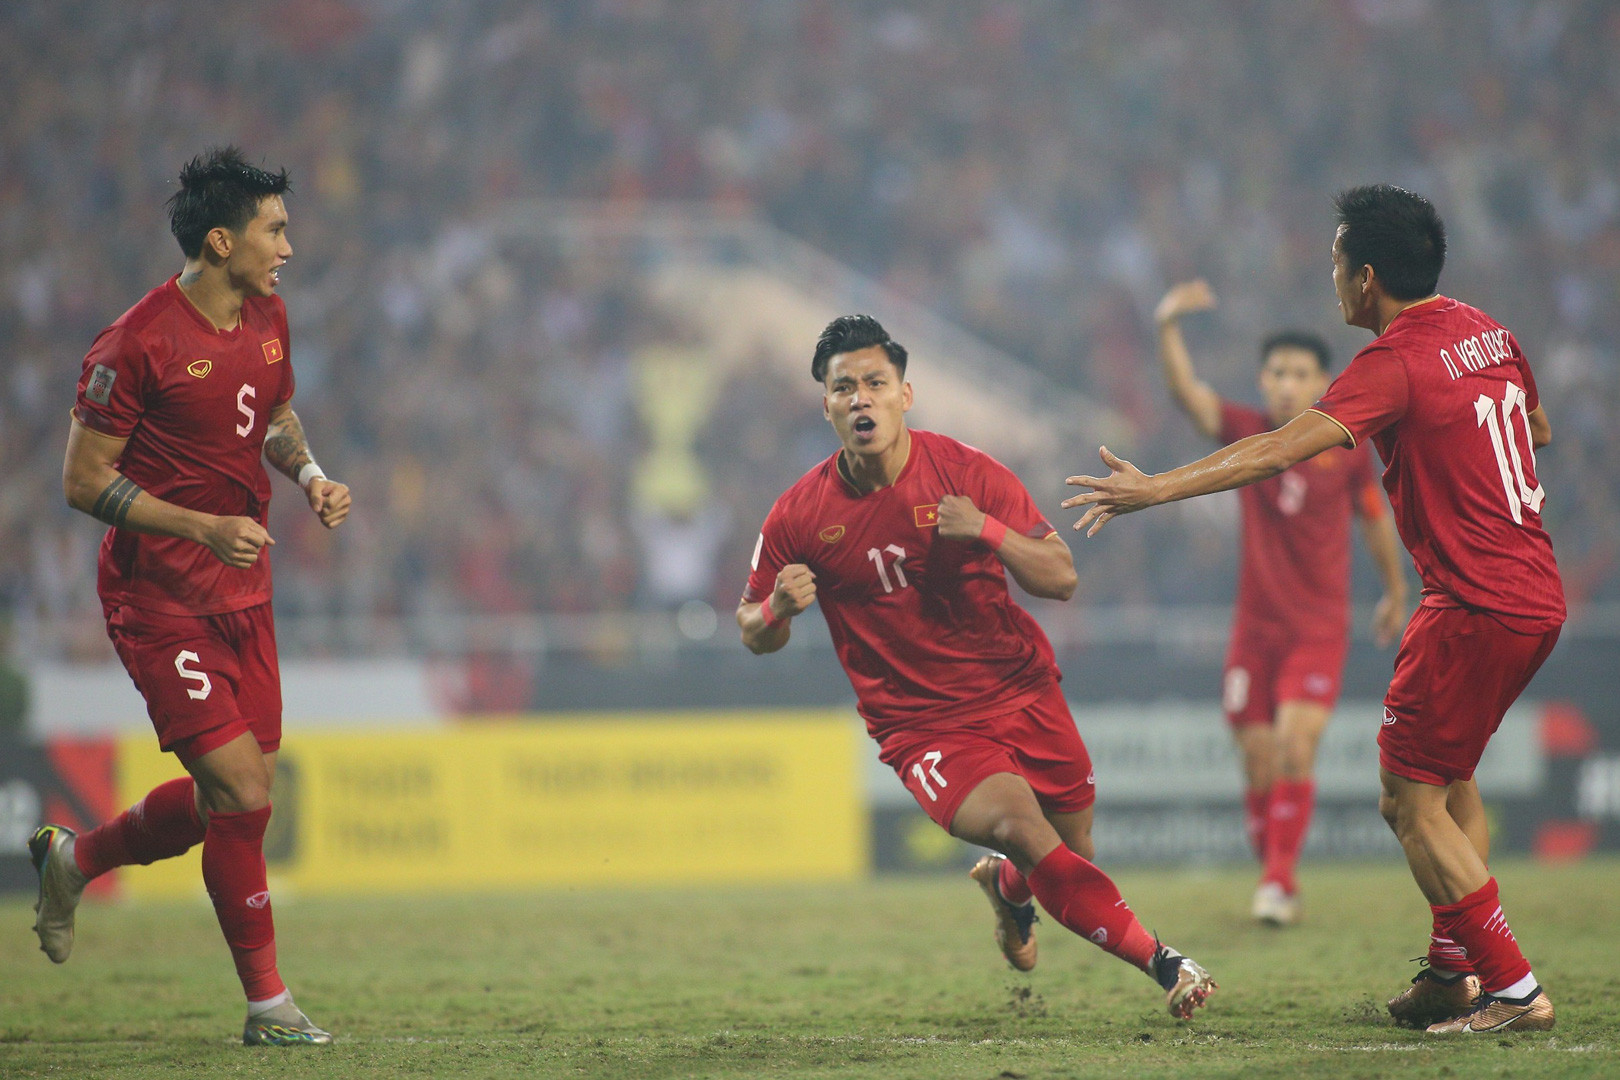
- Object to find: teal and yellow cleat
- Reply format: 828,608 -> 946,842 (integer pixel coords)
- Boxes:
243,1000 -> 334,1046
29,824 -> 87,964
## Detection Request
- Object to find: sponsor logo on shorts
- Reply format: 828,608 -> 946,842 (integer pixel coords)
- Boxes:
819,525 -> 845,543
246,891 -> 271,909
1089,927 -> 1108,944
1383,707 -> 1399,726
187,359 -> 212,378
86,363 -> 117,405
1085,770 -> 1095,786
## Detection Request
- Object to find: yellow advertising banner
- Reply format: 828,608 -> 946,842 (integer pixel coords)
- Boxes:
117,712 -> 865,899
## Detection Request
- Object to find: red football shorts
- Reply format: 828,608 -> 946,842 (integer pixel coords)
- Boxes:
1222,629 -> 1348,728
1379,604 -> 1560,786
876,680 -> 1095,831
105,602 -> 283,765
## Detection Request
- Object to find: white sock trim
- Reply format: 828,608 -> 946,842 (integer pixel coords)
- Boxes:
247,989 -> 292,1016
1496,972 -> 1539,1001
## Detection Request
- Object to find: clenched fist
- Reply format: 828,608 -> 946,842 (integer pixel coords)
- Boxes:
201,515 -> 274,569
769,563 -> 818,620
934,494 -> 986,541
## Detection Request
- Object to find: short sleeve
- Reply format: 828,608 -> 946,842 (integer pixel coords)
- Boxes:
741,499 -> 798,604
973,453 -> 1055,541
1217,399 -> 1269,444
73,325 -> 152,438
1310,344 -> 1409,446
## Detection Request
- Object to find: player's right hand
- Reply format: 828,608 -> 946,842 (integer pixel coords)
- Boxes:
1154,279 -> 1217,325
770,563 -> 817,619
202,515 -> 274,568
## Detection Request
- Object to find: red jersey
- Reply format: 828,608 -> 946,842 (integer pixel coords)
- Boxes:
744,429 -> 1062,739
74,276 -> 296,617
1219,401 -> 1384,642
1310,296 -> 1564,633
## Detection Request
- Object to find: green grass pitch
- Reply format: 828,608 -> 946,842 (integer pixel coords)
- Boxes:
3,859 -> 1617,1078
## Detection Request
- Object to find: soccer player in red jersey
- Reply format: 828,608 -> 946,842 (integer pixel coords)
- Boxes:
1065,185 -> 1563,1033
738,315 -> 1216,1019
29,147 -> 350,1046
1153,281 -> 1408,926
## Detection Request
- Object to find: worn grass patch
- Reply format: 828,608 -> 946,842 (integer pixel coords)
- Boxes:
2,859 -> 1616,1078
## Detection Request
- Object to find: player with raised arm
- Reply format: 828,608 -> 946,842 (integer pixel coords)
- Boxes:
1154,282 -> 1408,926
29,147 -> 351,1046
1065,186 -> 1562,1033
739,315 -> 1216,1019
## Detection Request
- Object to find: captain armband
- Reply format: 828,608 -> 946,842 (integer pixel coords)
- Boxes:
90,475 -> 143,528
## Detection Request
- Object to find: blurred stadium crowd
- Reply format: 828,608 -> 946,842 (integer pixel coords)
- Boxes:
2,1 -> 1616,659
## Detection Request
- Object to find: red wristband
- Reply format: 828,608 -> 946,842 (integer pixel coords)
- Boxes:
759,598 -> 781,627
978,515 -> 1008,549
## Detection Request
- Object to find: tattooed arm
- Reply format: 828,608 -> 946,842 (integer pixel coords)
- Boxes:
63,418 -> 272,568
264,401 -> 351,529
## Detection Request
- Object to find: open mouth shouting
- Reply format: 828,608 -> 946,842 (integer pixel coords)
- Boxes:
852,415 -> 877,442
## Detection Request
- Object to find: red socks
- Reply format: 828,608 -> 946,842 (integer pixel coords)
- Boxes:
1429,878 -> 1530,992
1244,788 -> 1271,862
1261,778 -> 1315,895
1026,846 -> 1158,972
74,777 -> 206,880
202,805 -> 286,1002
997,856 -> 1033,906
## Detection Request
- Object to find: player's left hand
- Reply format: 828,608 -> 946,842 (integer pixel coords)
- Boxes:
1061,446 -> 1157,537
934,494 -> 986,541
1372,591 -> 1407,647
306,478 -> 352,529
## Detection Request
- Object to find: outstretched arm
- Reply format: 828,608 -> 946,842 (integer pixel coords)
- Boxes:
935,495 -> 1077,600
1154,280 -> 1223,439
63,417 -> 273,568
1061,410 -> 1351,537
264,401 -> 351,529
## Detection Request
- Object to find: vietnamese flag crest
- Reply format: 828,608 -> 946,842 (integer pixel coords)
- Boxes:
914,504 -> 939,528
262,338 -> 284,364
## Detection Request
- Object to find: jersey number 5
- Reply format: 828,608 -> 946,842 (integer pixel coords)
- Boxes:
236,383 -> 257,438
1474,381 -> 1544,525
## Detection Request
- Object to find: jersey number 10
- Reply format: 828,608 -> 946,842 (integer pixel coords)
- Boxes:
1474,381 -> 1544,525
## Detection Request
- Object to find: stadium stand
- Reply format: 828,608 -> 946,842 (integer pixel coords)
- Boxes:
2,1 -> 1616,664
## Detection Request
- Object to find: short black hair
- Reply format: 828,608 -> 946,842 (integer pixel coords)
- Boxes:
1333,184 -> 1446,301
166,146 -> 291,258
811,314 -> 908,383
1260,330 -> 1332,373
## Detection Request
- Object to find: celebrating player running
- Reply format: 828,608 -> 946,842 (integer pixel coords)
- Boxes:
31,147 -> 347,1047
739,314 -> 1216,1019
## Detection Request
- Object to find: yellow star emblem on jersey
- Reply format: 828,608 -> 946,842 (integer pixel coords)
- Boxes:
914,504 -> 939,528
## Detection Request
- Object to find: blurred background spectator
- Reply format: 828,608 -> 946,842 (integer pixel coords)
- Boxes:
2,1 -> 1616,662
